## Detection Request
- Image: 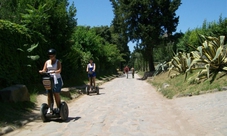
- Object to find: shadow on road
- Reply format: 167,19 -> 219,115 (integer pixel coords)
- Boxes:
67,116 -> 81,122
87,92 -> 105,96
137,78 -> 145,80
48,116 -> 81,123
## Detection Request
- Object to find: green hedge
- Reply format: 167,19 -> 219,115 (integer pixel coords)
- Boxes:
0,20 -> 42,88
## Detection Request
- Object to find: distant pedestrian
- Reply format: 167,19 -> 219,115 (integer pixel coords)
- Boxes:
124,65 -> 129,78
131,67 -> 135,78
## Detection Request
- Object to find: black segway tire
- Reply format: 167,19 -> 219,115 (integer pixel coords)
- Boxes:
86,86 -> 90,95
40,103 -> 49,122
60,102 -> 69,121
96,87 -> 99,95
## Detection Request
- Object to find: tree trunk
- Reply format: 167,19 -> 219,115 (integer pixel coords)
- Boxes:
143,59 -> 145,71
148,48 -> 155,72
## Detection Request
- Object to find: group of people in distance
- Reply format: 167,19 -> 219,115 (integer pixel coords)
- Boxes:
124,65 -> 135,79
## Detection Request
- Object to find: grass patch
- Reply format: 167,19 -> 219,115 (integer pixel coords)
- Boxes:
148,71 -> 227,99
60,95 -> 72,101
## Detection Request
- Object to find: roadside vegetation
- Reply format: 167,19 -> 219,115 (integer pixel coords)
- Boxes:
136,17 -> 227,99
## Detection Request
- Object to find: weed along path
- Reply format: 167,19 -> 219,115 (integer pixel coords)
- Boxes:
5,74 -> 227,136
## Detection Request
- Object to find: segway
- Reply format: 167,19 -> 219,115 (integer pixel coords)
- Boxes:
40,72 -> 69,122
85,74 -> 99,95
85,85 -> 99,95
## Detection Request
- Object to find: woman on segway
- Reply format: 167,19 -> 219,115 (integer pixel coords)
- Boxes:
39,49 -> 63,114
86,58 -> 96,92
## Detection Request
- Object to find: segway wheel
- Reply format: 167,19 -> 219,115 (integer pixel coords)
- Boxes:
60,102 -> 69,121
40,103 -> 49,122
86,86 -> 90,95
96,87 -> 99,95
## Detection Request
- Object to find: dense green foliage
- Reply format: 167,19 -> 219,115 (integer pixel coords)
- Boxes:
92,26 -> 130,70
0,0 -> 77,88
0,20 -> 42,87
65,26 -> 124,79
0,0 -> 126,89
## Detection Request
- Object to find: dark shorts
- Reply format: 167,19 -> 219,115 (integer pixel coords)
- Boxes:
46,78 -> 62,93
88,72 -> 96,78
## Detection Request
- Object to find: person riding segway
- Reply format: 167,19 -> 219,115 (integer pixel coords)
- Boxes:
39,49 -> 68,122
86,58 -> 99,95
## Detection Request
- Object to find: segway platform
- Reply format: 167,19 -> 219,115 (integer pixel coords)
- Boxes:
40,72 -> 69,122
85,86 -> 99,95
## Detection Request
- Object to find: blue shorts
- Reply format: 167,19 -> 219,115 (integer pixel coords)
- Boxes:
88,72 -> 96,78
46,78 -> 62,93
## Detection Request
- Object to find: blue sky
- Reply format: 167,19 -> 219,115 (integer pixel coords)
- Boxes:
69,0 -> 227,52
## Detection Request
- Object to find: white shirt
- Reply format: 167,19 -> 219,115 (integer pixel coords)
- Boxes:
46,59 -> 61,84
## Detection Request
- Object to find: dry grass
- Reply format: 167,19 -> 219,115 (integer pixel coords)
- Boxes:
146,71 -> 227,99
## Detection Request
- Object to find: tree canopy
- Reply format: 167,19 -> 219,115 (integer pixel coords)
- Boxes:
110,0 -> 181,71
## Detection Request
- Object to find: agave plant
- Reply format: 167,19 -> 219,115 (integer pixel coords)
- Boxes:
154,61 -> 168,76
168,51 -> 192,78
185,35 -> 227,80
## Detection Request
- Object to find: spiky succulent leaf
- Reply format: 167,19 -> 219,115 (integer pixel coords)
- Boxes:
220,36 -> 225,46
211,46 -> 223,62
185,35 -> 226,81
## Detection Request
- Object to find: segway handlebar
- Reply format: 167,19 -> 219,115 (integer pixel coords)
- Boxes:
39,71 -> 55,76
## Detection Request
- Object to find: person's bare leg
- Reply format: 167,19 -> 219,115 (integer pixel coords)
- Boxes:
93,77 -> 96,87
54,93 -> 61,108
48,93 -> 54,107
89,77 -> 92,91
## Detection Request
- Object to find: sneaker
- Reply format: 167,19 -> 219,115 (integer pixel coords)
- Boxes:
47,108 -> 52,114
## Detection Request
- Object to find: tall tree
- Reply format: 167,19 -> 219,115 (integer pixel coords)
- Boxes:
110,0 -> 181,71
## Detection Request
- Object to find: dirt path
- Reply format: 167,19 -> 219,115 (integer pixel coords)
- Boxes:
5,74 -> 227,136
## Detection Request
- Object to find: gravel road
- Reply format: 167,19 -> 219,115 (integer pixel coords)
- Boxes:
5,74 -> 227,136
